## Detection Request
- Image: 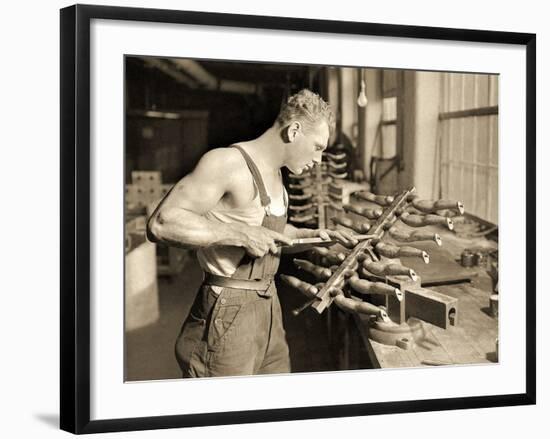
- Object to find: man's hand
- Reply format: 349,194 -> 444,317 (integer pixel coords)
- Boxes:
282,224 -> 360,253
313,228 -> 359,248
239,225 -> 293,258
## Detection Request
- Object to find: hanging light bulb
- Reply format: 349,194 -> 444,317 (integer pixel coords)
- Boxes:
357,78 -> 368,107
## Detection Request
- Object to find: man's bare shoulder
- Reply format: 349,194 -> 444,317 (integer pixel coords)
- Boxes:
194,148 -> 245,174
158,148 -> 248,212
192,147 -> 249,185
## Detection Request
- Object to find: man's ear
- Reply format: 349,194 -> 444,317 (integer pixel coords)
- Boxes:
287,121 -> 302,143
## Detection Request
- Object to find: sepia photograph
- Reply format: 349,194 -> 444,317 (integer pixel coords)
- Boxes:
123,56 -> 499,381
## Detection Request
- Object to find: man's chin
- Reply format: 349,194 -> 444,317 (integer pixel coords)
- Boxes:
286,163 -> 310,175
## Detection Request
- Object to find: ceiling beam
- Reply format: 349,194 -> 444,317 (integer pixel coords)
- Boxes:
138,57 -> 197,89
170,59 -> 259,95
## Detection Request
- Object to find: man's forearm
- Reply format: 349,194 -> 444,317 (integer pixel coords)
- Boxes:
283,223 -> 318,239
148,207 -> 247,249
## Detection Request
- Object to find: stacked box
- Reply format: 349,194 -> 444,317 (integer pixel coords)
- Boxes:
128,171 -> 163,208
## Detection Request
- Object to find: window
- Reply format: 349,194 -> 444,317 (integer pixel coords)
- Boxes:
439,73 -> 498,223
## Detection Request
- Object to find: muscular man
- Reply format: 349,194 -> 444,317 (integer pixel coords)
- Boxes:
147,89 -> 357,378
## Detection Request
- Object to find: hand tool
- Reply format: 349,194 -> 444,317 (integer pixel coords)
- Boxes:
280,274 -> 319,299
388,228 -> 442,246
332,294 -> 390,321
375,242 -> 430,263
328,160 -> 347,170
288,203 -> 314,212
293,258 -> 333,280
288,172 -> 310,180
355,191 -> 395,206
310,187 -> 417,314
331,216 -> 371,233
348,276 -> 403,301
400,212 -> 454,230
288,193 -> 312,201
289,182 -> 312,191
361,259 -> 418,281
328,192 -> 343,201
324,152 -> 347,161
329,171 -> 348,179
411,198 -> 465,215
292,296 -> 321,316
310,247 -> 346,265
343,204 -> 383,220
289,213 -> 315,224
281,186 -> 465,321
279,233 -> 379,249
328,201 -> 344,211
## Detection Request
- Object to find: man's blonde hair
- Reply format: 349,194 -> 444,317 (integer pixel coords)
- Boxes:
277,89 -> 335,135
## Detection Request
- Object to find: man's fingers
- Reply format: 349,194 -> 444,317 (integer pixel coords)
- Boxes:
269,242 -> 279,254
270,231 -> 293,246
341,229 -> 354,239
329,229 -> 358,247
342,230 -> 359,246
319,230 -> 330,240
247,248 -> 262,258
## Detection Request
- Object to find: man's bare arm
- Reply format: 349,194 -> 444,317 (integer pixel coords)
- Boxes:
147,149 -> 244,248
147,149 -> 292,257
283,223 -> 317,239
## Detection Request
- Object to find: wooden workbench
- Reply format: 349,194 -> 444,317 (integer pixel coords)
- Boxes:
340,223 -> 499,369
354,280 -> 498,368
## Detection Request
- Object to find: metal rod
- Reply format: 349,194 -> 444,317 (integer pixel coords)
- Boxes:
280,233 -> 379,248
311,187 -> 416,314
292,296 -> 321,316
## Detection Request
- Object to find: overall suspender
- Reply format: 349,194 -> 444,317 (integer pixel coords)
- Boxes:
203,145 -> 287,292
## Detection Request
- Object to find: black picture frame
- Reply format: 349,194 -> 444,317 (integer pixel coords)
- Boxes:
60,4 -> 536,434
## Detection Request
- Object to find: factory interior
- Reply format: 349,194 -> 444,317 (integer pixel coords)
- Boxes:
124,56 -> 499,381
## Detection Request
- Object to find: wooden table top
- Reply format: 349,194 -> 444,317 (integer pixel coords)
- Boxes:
351,224 -> 498,369
355,279 -> 498,368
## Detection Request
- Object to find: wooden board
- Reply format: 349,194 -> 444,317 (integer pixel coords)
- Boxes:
399,242 -> 476,285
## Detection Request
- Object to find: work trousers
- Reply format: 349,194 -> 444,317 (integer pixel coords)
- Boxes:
175,283 -> 291,377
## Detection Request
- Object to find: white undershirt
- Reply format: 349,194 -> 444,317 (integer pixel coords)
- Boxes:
196,187 -> 287,293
